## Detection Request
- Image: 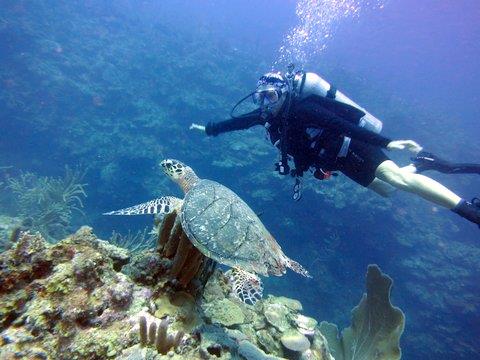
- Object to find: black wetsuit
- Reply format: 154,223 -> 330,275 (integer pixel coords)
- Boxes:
206,94 -> 392,187
414,151 -> 480,175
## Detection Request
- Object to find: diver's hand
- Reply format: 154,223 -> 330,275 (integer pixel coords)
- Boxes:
387,140 -> 423,154
189,123 -> 206,132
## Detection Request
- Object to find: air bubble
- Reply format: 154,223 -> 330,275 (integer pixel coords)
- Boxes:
275,0 -> 386,67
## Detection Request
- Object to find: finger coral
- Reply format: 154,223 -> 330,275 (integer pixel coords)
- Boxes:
138,315 -> 184,354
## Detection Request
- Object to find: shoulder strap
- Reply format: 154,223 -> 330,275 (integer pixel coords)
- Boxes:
296,71 -> 307,97
326,84 -> 337,99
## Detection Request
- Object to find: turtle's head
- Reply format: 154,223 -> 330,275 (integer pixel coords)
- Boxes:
160,159 -> 199,193
160,159 -> 187,179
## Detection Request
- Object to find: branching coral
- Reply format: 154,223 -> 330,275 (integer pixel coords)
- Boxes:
6,166 -> 87,242
108,227 -> 155,252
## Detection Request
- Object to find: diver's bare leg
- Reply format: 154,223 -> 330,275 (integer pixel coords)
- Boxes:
401,164 -> 418,174
368,178 -> 396,197
368,164 -> 420,197
374,160 -> 461,208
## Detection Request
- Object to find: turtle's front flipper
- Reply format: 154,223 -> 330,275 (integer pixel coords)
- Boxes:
284,257 -> 312,278
103,196 -> 183,216
227,268 -> 264,305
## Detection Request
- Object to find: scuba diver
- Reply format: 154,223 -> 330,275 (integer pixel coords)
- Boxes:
190,65 -> 480,228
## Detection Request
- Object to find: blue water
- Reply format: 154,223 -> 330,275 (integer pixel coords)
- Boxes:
1,1 -> 479,358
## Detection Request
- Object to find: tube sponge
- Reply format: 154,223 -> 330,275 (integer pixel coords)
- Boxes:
138,316 -> 184,354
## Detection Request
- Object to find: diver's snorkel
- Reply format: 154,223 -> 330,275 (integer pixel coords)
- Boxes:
230,86 -> 284,119
230,90 -> 260,119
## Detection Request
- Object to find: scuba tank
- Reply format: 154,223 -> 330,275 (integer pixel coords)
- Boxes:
293,72 -> 383,133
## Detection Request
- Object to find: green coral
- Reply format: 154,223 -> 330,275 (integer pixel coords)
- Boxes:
45,263 -> 74,295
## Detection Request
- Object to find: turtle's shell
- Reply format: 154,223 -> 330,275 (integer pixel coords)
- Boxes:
180,179 -> 283,276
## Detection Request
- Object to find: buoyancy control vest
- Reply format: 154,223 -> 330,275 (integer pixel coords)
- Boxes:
294,72 -> 383,133
291,71 -> 383,159
269,68 -> 386,201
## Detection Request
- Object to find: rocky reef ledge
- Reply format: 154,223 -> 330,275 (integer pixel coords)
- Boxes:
0,227 -> 403,360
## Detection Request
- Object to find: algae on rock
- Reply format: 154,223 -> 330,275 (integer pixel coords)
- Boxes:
0,228 -> 149,359
202,298 -> 245,327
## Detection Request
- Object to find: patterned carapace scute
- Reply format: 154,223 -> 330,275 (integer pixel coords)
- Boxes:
181,179 -> 273,275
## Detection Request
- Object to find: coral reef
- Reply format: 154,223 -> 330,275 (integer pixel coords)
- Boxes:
199,271 -> 335,360
0,227 -> 147,359
0,224 -> 407,359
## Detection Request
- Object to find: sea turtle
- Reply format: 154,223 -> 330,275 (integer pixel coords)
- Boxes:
104,159 -> 311,303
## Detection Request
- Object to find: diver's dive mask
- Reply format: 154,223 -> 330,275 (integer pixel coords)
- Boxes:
252,85 -> 282,106
230,72 -> 288,119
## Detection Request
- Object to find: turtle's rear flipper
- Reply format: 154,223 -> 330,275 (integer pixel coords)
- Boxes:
285,258 -> 312,278
103,196 -> 183,216
227,268 -> 263,305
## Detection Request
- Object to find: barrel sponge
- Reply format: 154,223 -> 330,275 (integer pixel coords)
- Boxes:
320,264 -> 405,360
